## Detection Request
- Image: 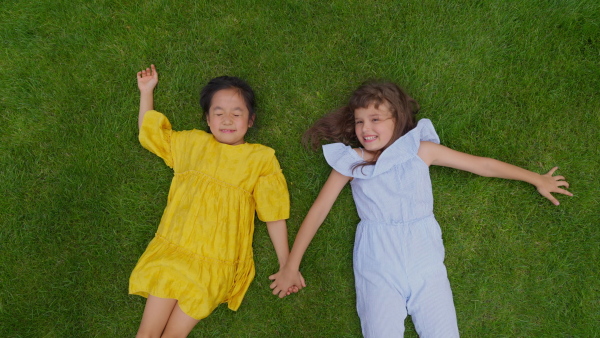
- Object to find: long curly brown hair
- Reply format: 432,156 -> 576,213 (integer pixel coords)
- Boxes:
303,81 -> 420,169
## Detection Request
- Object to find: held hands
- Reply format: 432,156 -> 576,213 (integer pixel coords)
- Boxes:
269,266 -> 306,298
536,167 -> 573,205
137,64 -> 158,93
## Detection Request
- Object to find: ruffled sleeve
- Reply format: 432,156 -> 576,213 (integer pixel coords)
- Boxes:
322,119 -> 440,179
323,143 -> 367,178
253,155 -> 290,222
139,110 -> 174,168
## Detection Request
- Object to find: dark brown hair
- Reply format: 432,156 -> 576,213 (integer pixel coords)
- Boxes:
303,81 -> 419,169
199,76 -> 256,122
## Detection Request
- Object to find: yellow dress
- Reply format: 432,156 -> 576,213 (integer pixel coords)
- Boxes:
129,111 -> 290,320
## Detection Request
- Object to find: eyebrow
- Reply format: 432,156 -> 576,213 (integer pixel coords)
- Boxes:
212,106 -> 245,112
355,113 -> 382,119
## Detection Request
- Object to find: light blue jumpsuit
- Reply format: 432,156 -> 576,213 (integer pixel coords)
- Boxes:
323,119 -> 459,337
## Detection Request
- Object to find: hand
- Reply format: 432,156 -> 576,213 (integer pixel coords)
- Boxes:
536,167 -> 572,205
137,64 -> 158,93
287,271 -> 306,294
269,267 -> 306,298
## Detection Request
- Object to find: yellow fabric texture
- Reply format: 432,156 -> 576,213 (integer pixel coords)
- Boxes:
129,111 -> 290,320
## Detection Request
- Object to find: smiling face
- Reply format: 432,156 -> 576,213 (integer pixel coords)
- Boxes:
206,88 -> 254,145
354,102 -> 396,155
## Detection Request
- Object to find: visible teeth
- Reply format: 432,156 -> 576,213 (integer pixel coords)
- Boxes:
365,136 -> 377,140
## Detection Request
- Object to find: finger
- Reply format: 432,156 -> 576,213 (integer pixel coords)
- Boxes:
268,274 -> 276,281
555,188 -> 573,196
546,166 -> 558,176
556,181 -> 569,188
269,280 -> 277,289
151,64 -> 158,76
137,71 -> 142,79
272,287 -> 280,296
542,191 -> 560,206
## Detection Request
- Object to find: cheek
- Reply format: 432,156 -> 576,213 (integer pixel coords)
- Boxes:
236,119 -> 249,130
208,116 -> 221,129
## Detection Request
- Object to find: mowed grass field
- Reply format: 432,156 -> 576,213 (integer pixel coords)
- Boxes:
1,0 -> 598,336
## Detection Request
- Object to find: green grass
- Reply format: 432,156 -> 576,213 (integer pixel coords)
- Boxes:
1,0 -> 598,336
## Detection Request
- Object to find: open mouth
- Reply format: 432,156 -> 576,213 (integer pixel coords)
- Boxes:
363,136 -> 377,142
220,129 -> 236,133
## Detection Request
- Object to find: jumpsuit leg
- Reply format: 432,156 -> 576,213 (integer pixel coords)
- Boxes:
407,267 -> 459,337
354,222 -> 410,338
355,266 -> 408,337
406,220 -> 459,337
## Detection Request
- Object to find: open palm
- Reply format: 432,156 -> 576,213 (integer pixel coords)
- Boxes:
137,64 -> 158,92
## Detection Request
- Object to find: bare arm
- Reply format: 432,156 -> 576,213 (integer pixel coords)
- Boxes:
266,219 -> 306,295
137,64 -> 158,128
417,141 -> 572,205
265,219 -> 291,268
269,169 -> 351,298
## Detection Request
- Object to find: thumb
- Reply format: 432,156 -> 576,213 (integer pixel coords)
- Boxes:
546,166 -> 559,176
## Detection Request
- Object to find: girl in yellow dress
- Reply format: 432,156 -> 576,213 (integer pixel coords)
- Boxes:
130,65 -> 303,337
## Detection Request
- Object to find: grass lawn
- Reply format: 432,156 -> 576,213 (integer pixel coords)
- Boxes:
1,0 -> 598,336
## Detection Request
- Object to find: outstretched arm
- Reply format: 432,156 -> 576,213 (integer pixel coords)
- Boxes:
269,169 -> 351,298
137,64 -> 159,128
417,141 -> 572,205
266,219 -> 306,295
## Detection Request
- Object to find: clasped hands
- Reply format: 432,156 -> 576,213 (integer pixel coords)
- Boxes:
269,266 -> 306,298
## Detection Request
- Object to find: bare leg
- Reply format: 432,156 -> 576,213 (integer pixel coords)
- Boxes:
136,295 -> 177,338
161,303 -> 200,338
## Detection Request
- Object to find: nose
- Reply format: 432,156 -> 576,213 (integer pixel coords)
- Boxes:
361,121 -> 371,132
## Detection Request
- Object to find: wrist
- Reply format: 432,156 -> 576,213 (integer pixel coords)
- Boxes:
531,172 -> 545,187
282,262 -> 300,272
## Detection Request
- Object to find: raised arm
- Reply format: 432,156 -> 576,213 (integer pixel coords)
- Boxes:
137,64 -> 159,128
417,141 -> 572,205
269,169 -> 351,298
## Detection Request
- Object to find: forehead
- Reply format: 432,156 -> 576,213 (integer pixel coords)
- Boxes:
354,102 -> 392,118
210,88 -> 248,110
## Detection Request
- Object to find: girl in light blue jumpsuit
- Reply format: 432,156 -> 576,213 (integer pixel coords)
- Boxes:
269,81 -> 572,337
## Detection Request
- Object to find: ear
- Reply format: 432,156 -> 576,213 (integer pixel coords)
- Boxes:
248,114 -> 256,128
